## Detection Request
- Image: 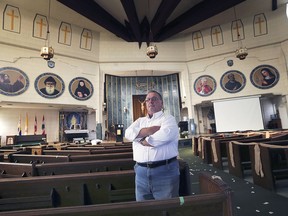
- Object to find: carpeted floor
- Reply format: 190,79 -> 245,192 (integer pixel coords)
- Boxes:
178,146 -> 288,216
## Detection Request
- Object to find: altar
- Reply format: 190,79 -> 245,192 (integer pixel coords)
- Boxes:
64,129 -> 89,141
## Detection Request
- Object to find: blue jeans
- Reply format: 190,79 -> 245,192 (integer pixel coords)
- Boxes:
134,160 -> 180,201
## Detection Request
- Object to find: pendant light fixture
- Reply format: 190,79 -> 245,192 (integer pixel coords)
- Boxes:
40,0 -> 54,63
233,7 -> 248,60
146,0 -> 158,59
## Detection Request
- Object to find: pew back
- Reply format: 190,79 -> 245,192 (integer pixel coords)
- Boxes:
250,144 -> 288,191
0,172 -> 233,216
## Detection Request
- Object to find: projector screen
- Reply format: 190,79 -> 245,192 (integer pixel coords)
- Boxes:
213,96 -> 264,132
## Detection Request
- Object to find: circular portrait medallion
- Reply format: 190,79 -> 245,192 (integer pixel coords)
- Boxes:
0,67 -> 29,96
194,75 -> 216,96
35,73 -> 65,99
220,70 -> 246,93
250,65 -> 279,89
69,77 -> 93,100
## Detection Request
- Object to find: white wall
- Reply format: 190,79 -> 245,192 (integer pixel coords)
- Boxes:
184,1 -> 288,132
0,108 -> 59,146
1,0 -> 288,143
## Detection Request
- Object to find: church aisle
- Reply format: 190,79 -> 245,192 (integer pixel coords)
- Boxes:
178,146 -> 288,216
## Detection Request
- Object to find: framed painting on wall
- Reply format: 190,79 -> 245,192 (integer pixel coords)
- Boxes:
194,75 -> 216,96
0,67 -> 29,96
69,77 -> 94,100
250,65 -> 279,89
220,70 -> 246,93
35,73 -> 65,99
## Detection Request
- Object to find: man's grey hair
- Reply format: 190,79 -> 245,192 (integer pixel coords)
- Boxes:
147,90 -> 163,101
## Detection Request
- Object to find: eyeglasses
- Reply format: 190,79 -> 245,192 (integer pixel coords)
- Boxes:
145,97 -> 160,102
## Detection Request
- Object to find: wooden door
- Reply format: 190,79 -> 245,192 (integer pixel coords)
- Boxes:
132,95 -> 147,121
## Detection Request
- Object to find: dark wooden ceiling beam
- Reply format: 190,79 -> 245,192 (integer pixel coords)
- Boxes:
58,0 -> 132,41
121,0 -> 141,44
154,0 -> 246,42
151,0 -> 181,37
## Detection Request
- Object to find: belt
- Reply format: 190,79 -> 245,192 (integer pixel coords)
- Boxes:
137,156 -> 177,168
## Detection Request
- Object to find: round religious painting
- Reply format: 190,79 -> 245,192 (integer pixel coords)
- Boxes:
69,77 -> 94,101
194,75 -> 216,96
0,67 -> 29,96
250,65 -> 279,89
35,73 -> 65,99
220,70 -> 246,93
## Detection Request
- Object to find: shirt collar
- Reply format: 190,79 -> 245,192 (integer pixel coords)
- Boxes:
147,110 -> 163,119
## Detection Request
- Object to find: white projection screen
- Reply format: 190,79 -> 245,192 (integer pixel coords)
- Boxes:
213,96 -> 264,132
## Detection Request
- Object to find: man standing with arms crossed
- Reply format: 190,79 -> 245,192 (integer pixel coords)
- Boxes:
125,90 -> 179,201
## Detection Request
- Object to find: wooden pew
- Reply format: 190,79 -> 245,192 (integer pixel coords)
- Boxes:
49,143 -> 132,151
196,134 -> 245,164
68,152 -> 133,162
40,148 -> 133,156
0,172 -> 233,216
5,134 -> 47,147
249,143 -> 288,191
0,162 -> 35,178
35,158 -> 135,175
211,134 -> 264,170
0,159 -> 192,212
0,170 -> 136,211
0,158 -> 135,177
192,134 -> 225,157
7,152 -> 133,163
0,158 -> 190,195
8,154 -> 70,163
226,134 -> 288,179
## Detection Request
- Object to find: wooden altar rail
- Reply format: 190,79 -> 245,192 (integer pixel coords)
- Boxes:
0,172 -> 233,216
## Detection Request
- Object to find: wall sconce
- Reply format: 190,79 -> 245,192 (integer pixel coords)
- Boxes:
123,107 -> 128,113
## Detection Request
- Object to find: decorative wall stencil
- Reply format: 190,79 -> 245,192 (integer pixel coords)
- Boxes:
211,25 -> 224,46
220,70 -> 246,93
231,19 -> 245,41
194,75 -> 216,96
253,13 -> 267,37
192,31 -> 204,50
58,22 -> 72,45
250,65 -> 279,89
33,14 -> 48,39
3,4 -> 21,33
69,77 -> 93,100
35,73 -> 65,98
80,28 -> 93,50
0,67 -> 29,96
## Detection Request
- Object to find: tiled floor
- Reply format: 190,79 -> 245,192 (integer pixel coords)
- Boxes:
178,146 -> 288,216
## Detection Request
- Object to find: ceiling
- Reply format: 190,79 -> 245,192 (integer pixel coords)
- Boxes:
58,0 -> 246,47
